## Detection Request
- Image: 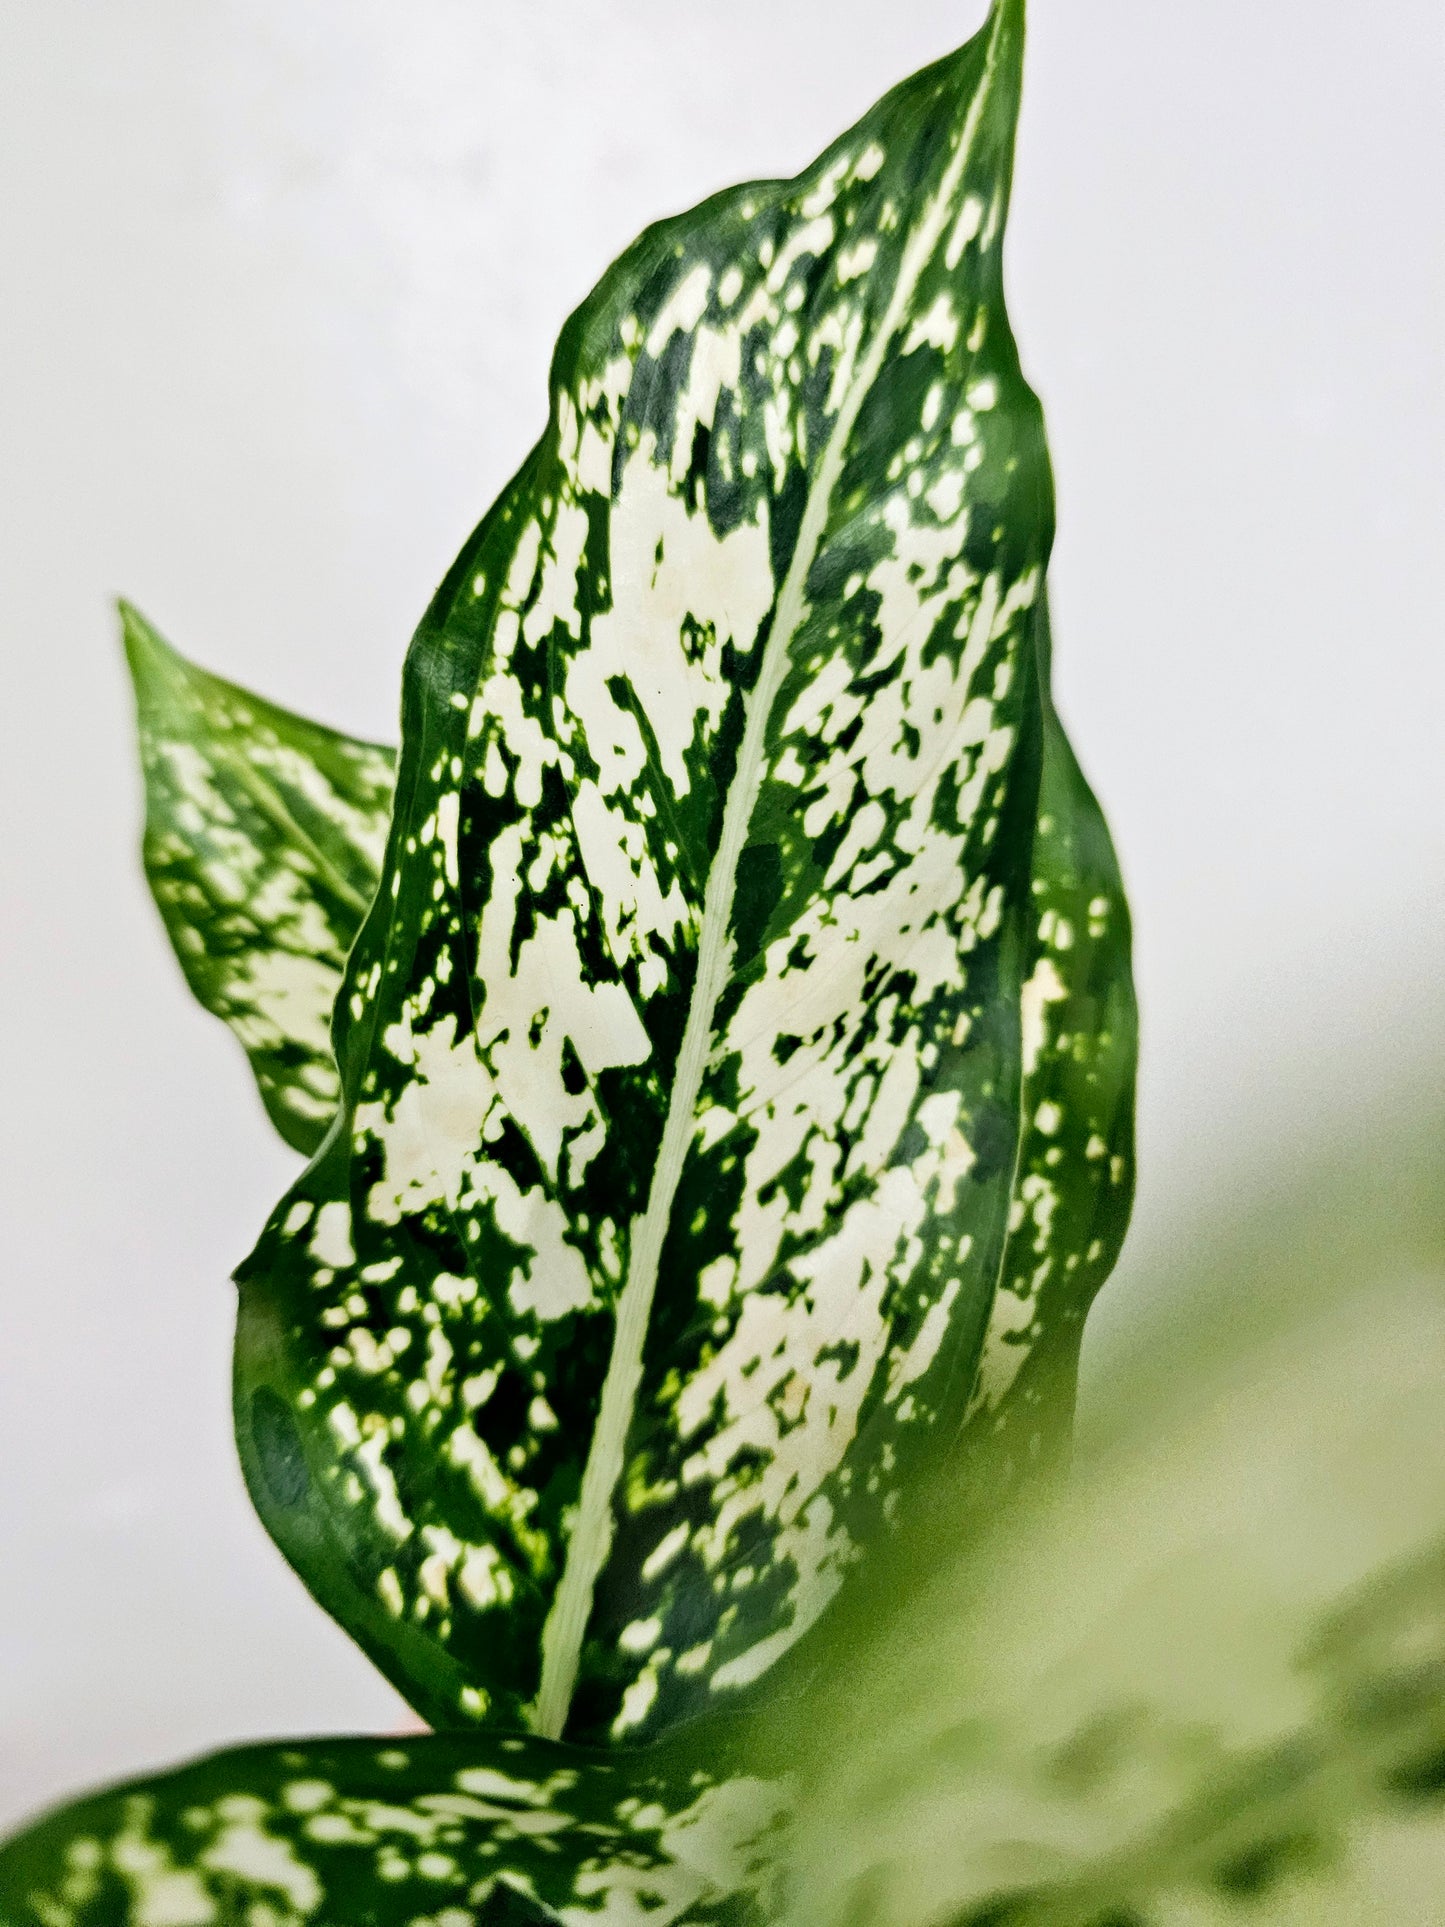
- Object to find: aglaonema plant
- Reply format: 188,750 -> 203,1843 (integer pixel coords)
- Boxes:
0,3 -> 1153,1917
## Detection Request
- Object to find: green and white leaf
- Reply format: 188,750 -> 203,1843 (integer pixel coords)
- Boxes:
958,597 -> 1136,1499
232,0 -> 1111,1747
783,1223 -> 1445,1924
0,1727 -> 786,1927
123,603 -> 396,1154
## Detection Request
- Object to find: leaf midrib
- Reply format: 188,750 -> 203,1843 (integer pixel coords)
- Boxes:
531,5 -> 1015,1740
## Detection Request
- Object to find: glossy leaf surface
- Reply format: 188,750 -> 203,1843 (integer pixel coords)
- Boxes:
0,1729 -> 784,1927
233,0 -> 1121,1746
123,603 -> 396,1154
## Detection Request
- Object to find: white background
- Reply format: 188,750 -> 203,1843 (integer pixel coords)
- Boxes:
1,0 -> 1440,1829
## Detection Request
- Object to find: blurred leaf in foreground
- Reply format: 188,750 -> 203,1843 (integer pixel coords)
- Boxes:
779,1088 -> 1445,1926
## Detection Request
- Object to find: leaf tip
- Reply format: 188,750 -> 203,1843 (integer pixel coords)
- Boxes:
118,595 -> 163,670
117,600 -> 194,718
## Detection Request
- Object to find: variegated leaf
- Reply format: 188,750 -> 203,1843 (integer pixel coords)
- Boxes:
123,602 -> 396,1155
959,596 -> 1136,1496
0,1728 -> 786,1927
785,1269 -> 1445,1927
234,0 -> 1085,1746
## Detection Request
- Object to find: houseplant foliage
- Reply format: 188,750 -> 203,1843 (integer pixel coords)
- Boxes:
0,0 -> 1237,1915
4,1105 -> 1443,1925
226,0 -> 1088,1756
5,4 -> 1442,1920
128,0 -> 1139,1750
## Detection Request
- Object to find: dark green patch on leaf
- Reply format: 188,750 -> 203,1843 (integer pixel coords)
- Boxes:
251,1384 -> 311,1509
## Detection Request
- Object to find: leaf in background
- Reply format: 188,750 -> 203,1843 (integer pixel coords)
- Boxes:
233,0 -> 1080,1747
123,603 -> 396,1154
780,1108 -> 1445,1927
0,1726 -> 786,1927
959,596 -> 1136,1499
